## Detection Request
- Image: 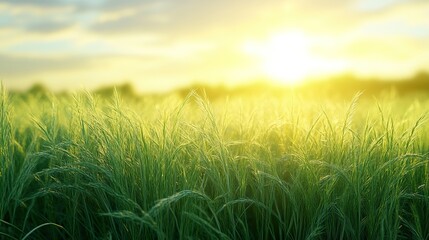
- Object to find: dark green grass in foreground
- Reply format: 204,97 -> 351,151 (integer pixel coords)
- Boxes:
1,88 -> 429,239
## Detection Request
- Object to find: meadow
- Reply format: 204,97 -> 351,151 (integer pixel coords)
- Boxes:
1,84 -> 429,239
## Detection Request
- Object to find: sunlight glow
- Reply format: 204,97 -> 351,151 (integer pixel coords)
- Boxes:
244,31 -> 329,85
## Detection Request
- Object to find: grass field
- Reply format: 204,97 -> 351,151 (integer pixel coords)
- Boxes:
1,86 -> 429,239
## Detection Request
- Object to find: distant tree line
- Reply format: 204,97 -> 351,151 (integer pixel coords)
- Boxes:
11,72 -> 429,100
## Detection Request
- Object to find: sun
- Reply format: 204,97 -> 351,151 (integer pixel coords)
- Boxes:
243,31 -> 319,85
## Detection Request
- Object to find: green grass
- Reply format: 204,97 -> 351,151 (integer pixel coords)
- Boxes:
1,87 -> 429,239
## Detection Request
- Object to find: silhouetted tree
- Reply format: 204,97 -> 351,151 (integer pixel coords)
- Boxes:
94,83 -> 137,99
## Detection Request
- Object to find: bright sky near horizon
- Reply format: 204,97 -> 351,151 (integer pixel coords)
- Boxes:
1,0 -> 429,92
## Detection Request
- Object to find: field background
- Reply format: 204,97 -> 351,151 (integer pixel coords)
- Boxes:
2,0 -> 429,238
1,79 -> 429,239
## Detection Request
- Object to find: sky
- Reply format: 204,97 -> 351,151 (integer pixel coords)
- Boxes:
0,0 -> 429,92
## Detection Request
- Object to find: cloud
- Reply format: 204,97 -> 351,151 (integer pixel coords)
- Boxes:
0,0 -> 65,7
89,0 -> 288,37
25,20 -> 74,33
0,0 -> 104,9
0,54 -> 89,77
2,0 -> 427,36
0,2 -> 76,33
4,0 -> 425,42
